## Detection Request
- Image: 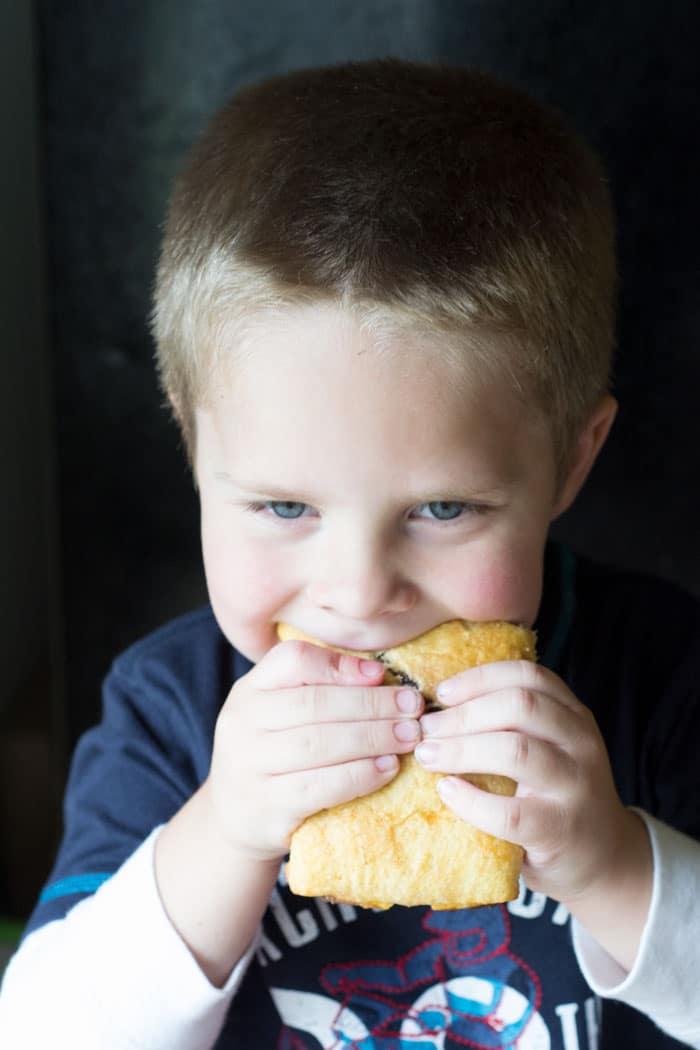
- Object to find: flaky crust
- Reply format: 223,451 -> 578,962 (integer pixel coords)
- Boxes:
277,620 -> 536,909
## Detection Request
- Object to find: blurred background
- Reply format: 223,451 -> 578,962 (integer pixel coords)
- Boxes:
2,0 -> 699,932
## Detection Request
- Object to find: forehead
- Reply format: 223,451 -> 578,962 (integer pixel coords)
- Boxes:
197,302 -> 554,487
210,300 -> 525,405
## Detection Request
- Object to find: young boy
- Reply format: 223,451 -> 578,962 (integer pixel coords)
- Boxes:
2,59 -> 699,1050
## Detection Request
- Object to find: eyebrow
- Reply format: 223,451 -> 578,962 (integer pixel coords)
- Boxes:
214,471 -> 509,504
214,472 -> 313,501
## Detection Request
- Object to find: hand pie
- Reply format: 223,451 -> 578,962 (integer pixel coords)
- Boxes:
277,620 -> 536,909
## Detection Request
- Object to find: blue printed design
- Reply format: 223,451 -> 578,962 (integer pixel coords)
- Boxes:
40,872 -> 112,903
273,906 -> 548,1048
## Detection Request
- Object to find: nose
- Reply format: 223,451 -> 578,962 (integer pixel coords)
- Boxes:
307,534 -> 416,621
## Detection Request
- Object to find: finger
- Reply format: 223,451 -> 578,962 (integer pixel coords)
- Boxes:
262,716 -> 421,773
435,660 -> 585,716
273,755 -> 402,824
420,686 -> 583,747
435,775 -> 557,848
256,681 -> 423,730
253,638 -> 387,690
415,731 -> 574,793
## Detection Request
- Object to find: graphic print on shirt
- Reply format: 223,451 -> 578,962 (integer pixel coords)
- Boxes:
269,905 -> 549,1048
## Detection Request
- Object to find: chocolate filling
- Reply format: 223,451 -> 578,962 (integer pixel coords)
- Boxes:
378,656 -> 440,712
376,658 -> 418,690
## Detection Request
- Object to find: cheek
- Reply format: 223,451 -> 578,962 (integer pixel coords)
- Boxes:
446,544 -> 544,626
200,520 -> 291,659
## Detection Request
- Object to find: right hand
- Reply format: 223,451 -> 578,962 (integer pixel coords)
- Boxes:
203,639 -> 424,862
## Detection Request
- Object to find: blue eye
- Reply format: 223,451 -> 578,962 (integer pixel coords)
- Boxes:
268,501 -> 308,519
418,501 -> 466,521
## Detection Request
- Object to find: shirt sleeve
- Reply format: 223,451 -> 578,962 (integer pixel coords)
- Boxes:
23,620 -> 222,939
572,810 -> 700,1049
0,827 -> 258,1050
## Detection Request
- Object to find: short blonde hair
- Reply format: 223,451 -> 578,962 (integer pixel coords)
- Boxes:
153,59 -> 616,470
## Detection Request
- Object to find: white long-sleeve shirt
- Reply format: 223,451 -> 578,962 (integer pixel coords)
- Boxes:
5,556 -> 700,1048
2,810 -> 699,1050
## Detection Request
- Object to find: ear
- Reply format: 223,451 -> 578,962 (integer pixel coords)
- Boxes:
551,395 -> 618,520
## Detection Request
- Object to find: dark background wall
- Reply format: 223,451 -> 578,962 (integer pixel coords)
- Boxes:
1,0 -> 63,924
38,0 -> 700,758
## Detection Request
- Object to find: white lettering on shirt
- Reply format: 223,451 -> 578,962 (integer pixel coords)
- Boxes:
585,996 -> 601,1050
508,882 -> 548,919
259,888 -> 358,962
555,998 -> 599,1050
507,878 -> 570,925
556,1002 -> 581,1050
257,929 -> 283,966
269,887 -> 319,947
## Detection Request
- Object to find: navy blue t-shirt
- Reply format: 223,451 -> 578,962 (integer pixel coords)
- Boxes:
25,544 -> 700,1048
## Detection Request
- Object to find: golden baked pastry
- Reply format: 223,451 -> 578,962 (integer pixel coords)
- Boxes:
277,619 -> 536,909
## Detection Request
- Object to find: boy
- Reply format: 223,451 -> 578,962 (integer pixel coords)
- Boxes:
2,59 -> 700,1049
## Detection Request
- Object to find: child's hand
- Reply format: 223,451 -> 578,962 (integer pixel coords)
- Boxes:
415,660 -> 637,907
205,640 -> 423,862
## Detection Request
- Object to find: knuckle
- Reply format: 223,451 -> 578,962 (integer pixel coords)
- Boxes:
356,688 -> 387,724
351,757 -> 391,802
503,797 -> 524,841
275,638 -> 314,676
289,722 -> 316,764
581,705 -> 599,732
511,732 -> 530,771
215,697 -> 244,741
335,760 -> 368,804
293,726 -> 316,761
349,760 -> 372,799
292,771 -> 313,809
298,638 -> 329,664
367,720 -> 390,755
290,775 -> 327,826
301,683 -> 321,718
304,683 -> 332,720
369,687 -> 389,720
472,664 -> 491,690
515,660 -> 542,689
513,686 -> 538,721
214,700 -> 232,735
280,638 -> 307,661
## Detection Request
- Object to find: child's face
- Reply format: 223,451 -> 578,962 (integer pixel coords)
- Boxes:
195,304 -> 564,663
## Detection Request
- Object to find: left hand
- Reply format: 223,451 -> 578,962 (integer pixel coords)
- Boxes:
415,659 -> 638,907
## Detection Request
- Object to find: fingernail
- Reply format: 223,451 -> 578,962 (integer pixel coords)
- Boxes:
415,741 -> 438,764
436,680 -> 452,700
437,776 -> 458,799
394,719 -> 420,742
396,688 -> 420,713
420,712 -> 438,736
360,659 -> 384,677
375,754 -> 398,772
